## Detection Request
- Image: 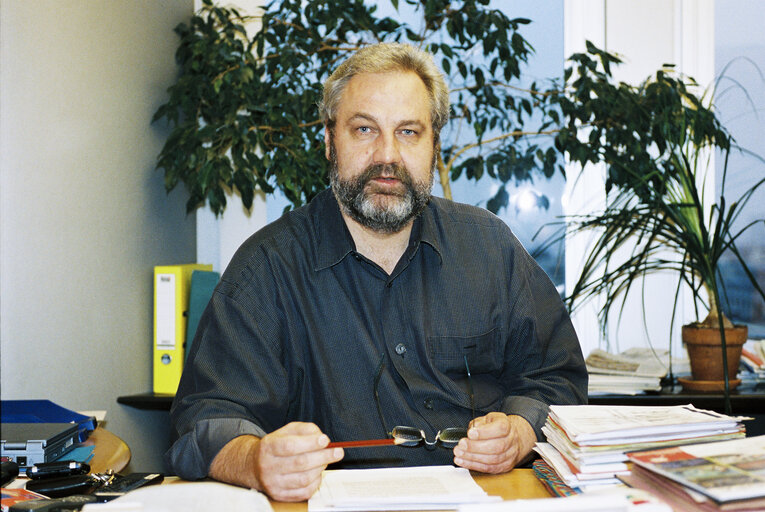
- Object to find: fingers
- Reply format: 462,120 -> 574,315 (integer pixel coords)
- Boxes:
256,422 -> 345,502
453,414 -> 535,474
467,411 -> 510,440
453,435 -> 516,474
263,422 -> 332,457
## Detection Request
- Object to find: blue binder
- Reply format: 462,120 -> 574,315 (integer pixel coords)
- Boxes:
1,400 -> 97,443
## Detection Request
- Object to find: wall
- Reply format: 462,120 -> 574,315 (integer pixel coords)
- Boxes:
0,0 -> 195,472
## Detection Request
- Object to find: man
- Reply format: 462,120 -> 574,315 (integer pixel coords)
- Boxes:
166,42 -> 587,502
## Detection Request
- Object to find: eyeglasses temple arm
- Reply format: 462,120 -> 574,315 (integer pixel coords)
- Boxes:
464,355 -> 476,422
373,355 -> 390,436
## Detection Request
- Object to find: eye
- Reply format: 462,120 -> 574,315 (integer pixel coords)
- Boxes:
357,126 -> 371,134
400,129 -> 416,136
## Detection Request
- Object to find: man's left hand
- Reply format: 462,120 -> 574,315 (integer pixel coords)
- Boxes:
452,412 -> 536,474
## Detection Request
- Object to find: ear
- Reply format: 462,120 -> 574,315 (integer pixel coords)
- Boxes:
324,126 -> 331,161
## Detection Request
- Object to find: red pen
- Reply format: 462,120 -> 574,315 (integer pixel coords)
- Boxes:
327,438 -> 404,448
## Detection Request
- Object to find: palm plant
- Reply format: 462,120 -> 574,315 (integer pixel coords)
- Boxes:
554,62 -> 765,412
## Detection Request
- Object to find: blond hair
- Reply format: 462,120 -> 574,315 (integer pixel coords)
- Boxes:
320,43 -> 449,134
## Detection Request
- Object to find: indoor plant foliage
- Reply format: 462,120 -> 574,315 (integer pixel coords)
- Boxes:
548,45 -> 765,407
152,0 -> 562,215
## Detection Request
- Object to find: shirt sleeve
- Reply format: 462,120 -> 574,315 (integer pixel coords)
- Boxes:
164,271 -> 290,479
498,235 -> 588,438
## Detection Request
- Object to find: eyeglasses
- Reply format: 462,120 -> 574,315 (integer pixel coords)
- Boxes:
329,354 -> 475,450
377,354 -> 476,449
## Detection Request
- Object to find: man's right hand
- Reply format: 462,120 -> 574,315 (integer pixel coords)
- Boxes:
208,422 -> 344,502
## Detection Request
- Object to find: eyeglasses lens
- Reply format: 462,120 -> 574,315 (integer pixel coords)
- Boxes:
437,427 -> 467,446
390,426 -> 426,446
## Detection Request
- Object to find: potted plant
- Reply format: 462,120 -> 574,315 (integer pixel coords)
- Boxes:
152,0 -> 562,216
549,44 -> 765,412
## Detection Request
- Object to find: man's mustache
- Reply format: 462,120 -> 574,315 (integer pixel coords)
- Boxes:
360,163 -> 413,186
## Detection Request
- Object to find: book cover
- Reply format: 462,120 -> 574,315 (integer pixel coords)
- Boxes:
628,436 -> 765,503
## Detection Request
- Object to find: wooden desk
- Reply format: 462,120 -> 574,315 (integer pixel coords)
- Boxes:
267,469 -> 550,512
83,427 -> 131,474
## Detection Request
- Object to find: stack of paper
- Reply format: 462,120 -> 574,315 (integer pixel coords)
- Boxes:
586,348 -> 667,395
307,466 -> 500,511
535,404 -> 749,493
623,435 -> 765,512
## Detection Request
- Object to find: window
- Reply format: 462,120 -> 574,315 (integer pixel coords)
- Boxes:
715,1 -> 765,338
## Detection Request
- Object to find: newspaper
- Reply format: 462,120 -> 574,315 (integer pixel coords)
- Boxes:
628,435 -> 765,503
586,348 -> 668,378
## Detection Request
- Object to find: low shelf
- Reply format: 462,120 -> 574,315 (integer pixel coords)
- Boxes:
119,384 -> 765,414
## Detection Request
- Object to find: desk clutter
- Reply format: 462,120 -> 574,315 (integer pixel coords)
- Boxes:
4,400 -> 765,511
533,404 -> 765,511
1,401 -> 98,470
587,340 -> 765,396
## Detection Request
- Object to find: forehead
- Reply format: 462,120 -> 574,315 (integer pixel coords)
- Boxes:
336,71 -> 431,125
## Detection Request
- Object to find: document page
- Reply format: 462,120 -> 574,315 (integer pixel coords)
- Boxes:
308,465 -> 500,511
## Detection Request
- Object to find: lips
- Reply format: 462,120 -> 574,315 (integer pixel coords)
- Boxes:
367,175 -> 405,194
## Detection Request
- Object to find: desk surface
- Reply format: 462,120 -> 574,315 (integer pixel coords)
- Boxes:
85,427 -> 131,474
267,469 -> 550,512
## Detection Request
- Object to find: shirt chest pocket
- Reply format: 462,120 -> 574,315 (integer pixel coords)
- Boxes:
426,327 -> 502,376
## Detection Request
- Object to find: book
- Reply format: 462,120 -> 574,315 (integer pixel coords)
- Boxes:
621,464 -> 765,512
627,435 -> 765,504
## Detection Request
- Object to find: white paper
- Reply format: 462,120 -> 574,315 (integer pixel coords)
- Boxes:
458,494 -> 632,512
81,482 -> 273,512
548,404 -> 748,443
308,465 -> 500,511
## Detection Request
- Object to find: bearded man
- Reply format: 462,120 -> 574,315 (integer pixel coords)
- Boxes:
166,42 -> 587,502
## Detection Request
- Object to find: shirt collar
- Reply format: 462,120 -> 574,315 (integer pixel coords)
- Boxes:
312,189 -> 356,271
312,189 -> 444,271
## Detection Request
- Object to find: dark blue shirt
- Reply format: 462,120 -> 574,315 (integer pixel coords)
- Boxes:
166,189 -> 587,478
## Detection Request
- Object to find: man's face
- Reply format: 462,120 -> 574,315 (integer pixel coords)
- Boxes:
325,71 -> 436,234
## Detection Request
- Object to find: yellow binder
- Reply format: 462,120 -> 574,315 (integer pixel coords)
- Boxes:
153,263 -> 212,394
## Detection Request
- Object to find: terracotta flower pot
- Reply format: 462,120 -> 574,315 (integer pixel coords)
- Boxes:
679,324 -> 748,392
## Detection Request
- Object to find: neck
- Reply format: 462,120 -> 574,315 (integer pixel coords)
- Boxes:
342,213 -> 413,275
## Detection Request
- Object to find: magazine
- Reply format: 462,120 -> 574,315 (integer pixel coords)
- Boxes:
627,436 -> 765,503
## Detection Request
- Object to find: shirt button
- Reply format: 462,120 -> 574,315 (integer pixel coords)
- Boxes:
423,398 -> 434,410
395,343 -> 406,356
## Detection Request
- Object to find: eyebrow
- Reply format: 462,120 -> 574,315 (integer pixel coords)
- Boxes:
347,113 -> 427,130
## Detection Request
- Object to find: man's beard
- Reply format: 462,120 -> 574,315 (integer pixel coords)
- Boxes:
329,140 -> 435,234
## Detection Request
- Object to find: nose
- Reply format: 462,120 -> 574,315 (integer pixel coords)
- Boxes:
373,132 -> 402,165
